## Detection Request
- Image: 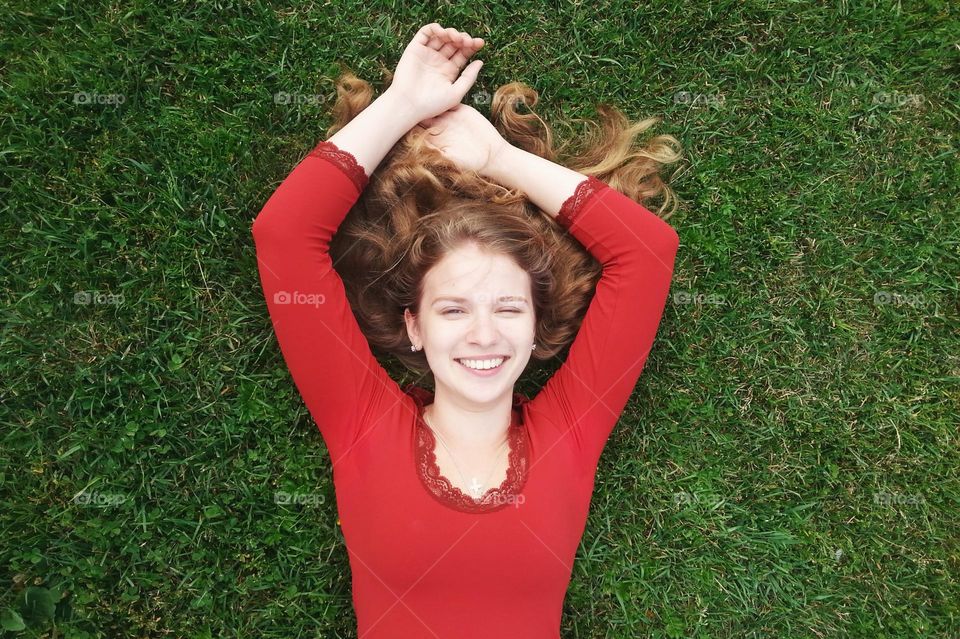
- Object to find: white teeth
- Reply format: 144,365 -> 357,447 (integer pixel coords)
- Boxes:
457,358 -> 505,370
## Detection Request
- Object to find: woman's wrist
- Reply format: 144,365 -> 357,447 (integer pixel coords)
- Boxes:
479,142 -> 519,186
379,88 -> 427,132
481,143 -> 591,219
326,89 -> 423,179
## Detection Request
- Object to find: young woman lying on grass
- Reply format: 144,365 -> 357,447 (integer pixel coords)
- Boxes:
253,22 -> 682,638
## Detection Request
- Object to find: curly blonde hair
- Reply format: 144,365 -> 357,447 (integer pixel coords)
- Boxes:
324,64 -> 684,385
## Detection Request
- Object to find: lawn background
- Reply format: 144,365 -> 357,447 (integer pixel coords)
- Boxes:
1,0 -> 957,637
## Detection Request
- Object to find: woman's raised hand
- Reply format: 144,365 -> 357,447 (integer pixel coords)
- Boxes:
388,23 -> 486,124
419,103 -> 512,176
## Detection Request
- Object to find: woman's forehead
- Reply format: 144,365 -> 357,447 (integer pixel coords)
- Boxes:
430,245 -> 523,277
425,263 -> 530,300
430,293 -> 530,306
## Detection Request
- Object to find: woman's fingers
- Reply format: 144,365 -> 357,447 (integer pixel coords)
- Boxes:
421,24 -> 484,65
421,24 -> 452,53
451,49 -> 477,68
450,32 -> 482,67
416,24 -> 482,48
436,27 -> 462,58
415,23 -> 443,48
425,27 -> 446,52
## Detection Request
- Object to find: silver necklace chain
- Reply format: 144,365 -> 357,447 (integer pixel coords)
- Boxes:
424,411 -> 510,500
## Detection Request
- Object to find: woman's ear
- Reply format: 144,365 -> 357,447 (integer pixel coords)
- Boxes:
404,307 -> 420,346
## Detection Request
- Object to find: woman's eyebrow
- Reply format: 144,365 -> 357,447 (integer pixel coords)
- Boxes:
432,295 -> 529,305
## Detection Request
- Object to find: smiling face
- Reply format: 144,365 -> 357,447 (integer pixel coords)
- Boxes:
404,242 -> 536,405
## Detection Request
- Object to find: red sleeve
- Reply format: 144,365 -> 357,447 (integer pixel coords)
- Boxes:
533,176 -> 680,473
251,141 -> 401,466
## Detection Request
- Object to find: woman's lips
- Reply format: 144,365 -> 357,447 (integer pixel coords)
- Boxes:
456,357 -> 509,377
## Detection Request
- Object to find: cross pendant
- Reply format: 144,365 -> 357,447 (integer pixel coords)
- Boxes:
469,477 -> 484,498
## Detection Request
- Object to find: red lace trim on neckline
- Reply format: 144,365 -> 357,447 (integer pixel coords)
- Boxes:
404,384 -> 530,514
556,175 -> 606,231
307,140 -> 369,193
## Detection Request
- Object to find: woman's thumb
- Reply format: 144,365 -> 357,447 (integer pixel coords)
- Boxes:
453,59 -> 483,99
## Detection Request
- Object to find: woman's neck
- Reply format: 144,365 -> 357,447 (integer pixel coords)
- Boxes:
422,401 -> 512,454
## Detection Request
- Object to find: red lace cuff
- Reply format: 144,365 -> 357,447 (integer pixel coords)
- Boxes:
555,175 -> 606,232
306,140 -> 369,193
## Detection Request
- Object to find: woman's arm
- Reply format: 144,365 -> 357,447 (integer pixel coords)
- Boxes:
252,144 -> 398,466
417,104 -> 592,217
326,91 -> 421,176
481,143 -> 589,218
251,24 -> 486,466
487,144 -> 681,475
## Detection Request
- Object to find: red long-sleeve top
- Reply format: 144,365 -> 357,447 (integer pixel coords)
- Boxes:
252,139 -> 679,638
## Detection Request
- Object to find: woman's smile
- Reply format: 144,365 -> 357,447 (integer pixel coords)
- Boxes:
455,355 -> 510,377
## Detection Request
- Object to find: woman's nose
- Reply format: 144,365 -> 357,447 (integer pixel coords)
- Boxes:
467,312 -> 500,343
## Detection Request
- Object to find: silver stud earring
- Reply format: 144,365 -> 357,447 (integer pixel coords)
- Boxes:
532,344 -> 536,350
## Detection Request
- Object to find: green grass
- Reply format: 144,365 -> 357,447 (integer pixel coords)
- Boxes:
2,0 -> 957,637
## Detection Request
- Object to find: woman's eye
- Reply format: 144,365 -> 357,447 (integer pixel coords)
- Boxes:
442,309 -> 521,315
